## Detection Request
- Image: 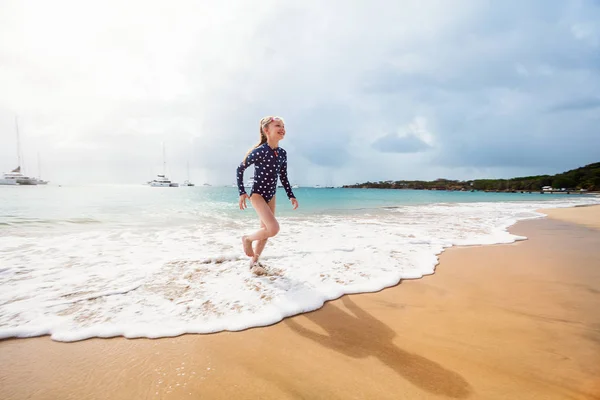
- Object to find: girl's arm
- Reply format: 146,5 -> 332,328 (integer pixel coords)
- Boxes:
236,148 -> 260,196
279,150 -> 295,200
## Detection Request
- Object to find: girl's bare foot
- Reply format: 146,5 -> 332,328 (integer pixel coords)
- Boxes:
249,258 -> 266,275
250,262 -> 267,276
242,236 -> 254,257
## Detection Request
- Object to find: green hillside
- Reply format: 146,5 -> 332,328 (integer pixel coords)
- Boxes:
343,162 -> 600,192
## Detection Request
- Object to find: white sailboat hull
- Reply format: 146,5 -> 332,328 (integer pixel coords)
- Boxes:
149,181 -> 171,187
1,171 -> 37,185
149,176 -> 179,187
17,177 -> 37,185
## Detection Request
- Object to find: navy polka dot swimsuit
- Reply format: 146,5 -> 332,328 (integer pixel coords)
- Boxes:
236,143 -> 295,203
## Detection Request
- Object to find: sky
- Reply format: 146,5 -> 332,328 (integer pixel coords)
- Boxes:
0,0 -> 599,186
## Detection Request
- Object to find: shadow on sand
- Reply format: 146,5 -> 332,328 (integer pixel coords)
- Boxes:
285,296 -> 472,398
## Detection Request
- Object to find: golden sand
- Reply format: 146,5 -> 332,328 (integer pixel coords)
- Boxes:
541,204 -> 600,230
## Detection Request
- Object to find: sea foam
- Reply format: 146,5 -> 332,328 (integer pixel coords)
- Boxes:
1,197 -> 599,342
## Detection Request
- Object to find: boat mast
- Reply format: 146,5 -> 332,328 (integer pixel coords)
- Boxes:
162,142 -> 166,176
38,152 -> 42,179
15,116 -> 22,170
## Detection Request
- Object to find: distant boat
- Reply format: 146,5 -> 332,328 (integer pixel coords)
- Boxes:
1,166 -> 37,185
1,117 -> 38,186
203,183 -> 211,186
244,178 -> 255,188
0,171 -> 19,185
0,167 -> 37,186
148,143 -> 178,187
35,153 -> 49,185
149,174 -> 178,187
181,162 -> 195,186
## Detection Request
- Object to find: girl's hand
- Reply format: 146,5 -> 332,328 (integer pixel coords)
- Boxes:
291,198 -> 299,210
239,194 -> 250,210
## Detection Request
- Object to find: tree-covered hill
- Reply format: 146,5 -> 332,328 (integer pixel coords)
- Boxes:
343,162 -> 600,192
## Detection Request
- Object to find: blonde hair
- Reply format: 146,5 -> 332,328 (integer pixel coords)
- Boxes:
243,116 -> 284,163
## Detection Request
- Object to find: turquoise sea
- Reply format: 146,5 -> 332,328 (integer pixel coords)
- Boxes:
1,184 -> 598,341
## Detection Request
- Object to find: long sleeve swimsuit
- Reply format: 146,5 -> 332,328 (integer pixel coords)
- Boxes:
236,143 -> 295,203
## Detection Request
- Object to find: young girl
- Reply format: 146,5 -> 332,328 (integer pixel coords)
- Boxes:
236,116 -> 299,275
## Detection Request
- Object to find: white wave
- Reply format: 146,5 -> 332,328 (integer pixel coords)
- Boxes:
0,197 -> 598,341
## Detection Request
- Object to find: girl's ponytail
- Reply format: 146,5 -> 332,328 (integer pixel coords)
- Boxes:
242,117 -> 271,163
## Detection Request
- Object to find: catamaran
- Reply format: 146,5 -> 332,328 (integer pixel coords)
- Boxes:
0,167 -> 38,186
148,143 -> 178,187
1,117 -> 38,186
1,167 -> 25,185
148,174 -> 178,187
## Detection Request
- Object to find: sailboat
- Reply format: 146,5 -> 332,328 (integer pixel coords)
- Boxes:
0,166 -> 26,185
35,153 -> 49,185
148,143 -> 178,187
181,162 -> 194,187
1,117 -> 38,186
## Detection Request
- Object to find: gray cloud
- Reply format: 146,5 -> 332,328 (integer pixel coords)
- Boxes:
1,0 -> 599,186
548,97 -> 600,112
372,134 -> 431,153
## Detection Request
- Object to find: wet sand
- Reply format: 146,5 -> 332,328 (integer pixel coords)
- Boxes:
1,205 -> 599,399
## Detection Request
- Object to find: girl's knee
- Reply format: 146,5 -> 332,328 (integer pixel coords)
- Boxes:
267,222 -> 280,237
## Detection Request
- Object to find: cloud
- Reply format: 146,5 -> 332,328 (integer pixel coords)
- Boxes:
0,0 -> 599,186
372,116 -> 435,154
372,133 -> 431,153
548,97 -> 600,112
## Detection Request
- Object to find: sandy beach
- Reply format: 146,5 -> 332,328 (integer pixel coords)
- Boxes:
542,204 -> 600,230
1,205 -> 599,400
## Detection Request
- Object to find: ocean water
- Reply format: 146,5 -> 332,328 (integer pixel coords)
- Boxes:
1,184 -> 598,342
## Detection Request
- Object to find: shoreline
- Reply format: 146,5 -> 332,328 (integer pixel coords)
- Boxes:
2,201 -> 599,343
1,205 -> 599,399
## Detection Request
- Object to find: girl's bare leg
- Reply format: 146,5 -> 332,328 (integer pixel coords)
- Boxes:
242,194 -> 279,257
252,196 -> 276,264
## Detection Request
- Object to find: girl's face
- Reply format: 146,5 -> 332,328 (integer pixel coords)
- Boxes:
265,118 -> 285,142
